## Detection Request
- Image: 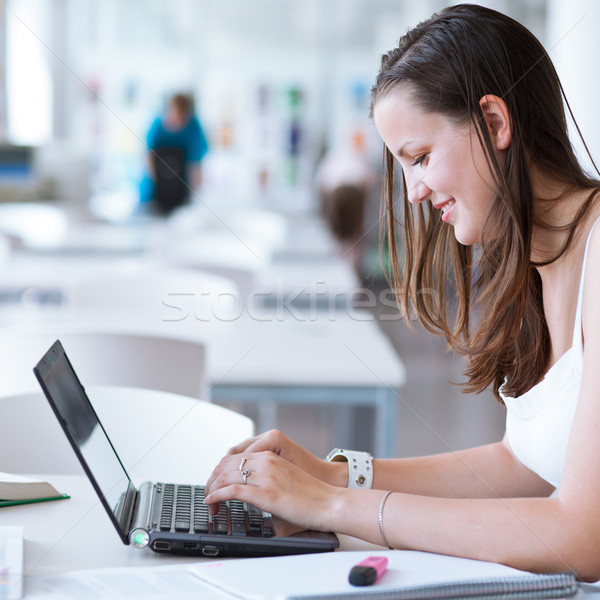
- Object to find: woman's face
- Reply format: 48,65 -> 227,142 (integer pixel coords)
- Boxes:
373,86 -> 499,246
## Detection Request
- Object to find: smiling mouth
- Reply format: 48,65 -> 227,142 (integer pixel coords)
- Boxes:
436,199 -> 455,214
437,199 -> 456,224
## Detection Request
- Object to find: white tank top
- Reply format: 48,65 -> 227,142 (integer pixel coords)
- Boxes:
501,216 -> 600,488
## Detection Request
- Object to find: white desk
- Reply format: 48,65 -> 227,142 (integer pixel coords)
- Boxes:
0,308 -> 405,458
199,316 -> 405,459
3,475 -> 599,598
270,214 -> 341,263
0,474 -> 375,599
0,206 -> 405,457
1,475 -> 187,576
133,312 -> 405,459
254,254 -> 360,311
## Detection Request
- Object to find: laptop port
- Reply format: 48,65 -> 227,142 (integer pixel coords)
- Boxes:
183,542 -> 197,550
152,540 -> 172,552
201,546 -> 220,557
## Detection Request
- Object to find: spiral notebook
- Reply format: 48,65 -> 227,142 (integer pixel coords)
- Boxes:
189,550 -> 578,600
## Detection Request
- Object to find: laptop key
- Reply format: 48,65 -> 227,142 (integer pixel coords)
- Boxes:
194,522 -> 209,533
174,521 -> 190,532
194,511 -> 209,531
261,525 -> 274,538
231,521 -> 247,536
212,520 -> 228,535
247,504 -> 262,517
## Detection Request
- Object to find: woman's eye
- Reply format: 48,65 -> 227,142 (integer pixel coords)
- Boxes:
411,154 -> 427,167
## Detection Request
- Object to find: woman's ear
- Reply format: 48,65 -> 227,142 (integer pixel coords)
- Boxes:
479,95 -> 511,150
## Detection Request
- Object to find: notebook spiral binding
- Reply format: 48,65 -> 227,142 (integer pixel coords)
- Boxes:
289,572 -> 578,600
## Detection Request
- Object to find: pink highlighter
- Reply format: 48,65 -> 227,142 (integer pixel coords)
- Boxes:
348,556 -> 388,586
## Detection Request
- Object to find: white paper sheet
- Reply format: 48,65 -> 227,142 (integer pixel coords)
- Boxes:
0,526 -> 24,599
25,564 -> 231,600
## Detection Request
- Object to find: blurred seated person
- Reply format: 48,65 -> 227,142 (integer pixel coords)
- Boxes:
316,132 -> 376,269
141,93 -> 209,215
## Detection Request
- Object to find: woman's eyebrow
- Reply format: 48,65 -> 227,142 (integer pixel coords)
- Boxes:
397,141 -> 415,157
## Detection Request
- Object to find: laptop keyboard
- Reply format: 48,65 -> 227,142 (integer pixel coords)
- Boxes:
156,483 -> 275,538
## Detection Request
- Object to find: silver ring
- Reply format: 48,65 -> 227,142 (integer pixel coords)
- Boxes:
248,437 -> 255,444
241,469 -> 250,485
239,457 -> 247,471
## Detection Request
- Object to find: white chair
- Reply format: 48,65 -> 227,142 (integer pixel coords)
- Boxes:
0,386 -> 254,482
0,331 -> 207,400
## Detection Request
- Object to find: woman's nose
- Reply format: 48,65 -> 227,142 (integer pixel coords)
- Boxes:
406,178 -> 431,205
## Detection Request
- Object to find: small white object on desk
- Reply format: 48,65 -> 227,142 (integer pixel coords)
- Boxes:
0,526 -> 24,599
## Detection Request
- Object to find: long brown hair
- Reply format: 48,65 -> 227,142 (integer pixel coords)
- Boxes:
371,4 -> 600,400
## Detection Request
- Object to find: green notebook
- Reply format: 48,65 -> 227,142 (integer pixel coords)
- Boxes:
0,494 -> 70,508
0,472 -> 70,508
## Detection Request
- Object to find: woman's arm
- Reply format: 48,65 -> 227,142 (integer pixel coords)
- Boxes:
205,228 -> 600,581
329,489 -> 585,574
331,227 -> 600,581
372,440 -> 554,498
210,430 -> 552,498
206,439 -> 599,580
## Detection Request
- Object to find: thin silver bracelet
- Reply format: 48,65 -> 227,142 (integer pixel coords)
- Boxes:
378,490 -> 393,548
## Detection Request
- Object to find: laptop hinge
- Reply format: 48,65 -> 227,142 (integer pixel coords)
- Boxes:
127,481 -> 155,546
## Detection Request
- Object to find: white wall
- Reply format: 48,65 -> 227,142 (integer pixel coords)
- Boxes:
546,0 -> 600,176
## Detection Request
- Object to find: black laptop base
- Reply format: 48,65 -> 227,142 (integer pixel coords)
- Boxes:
149,528 -> 340,558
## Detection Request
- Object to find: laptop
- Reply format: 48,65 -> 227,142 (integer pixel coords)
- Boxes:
33,340 -> 339,558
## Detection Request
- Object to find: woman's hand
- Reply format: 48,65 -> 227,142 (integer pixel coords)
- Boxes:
205,430 -> 346,493
204,448 -> 343,532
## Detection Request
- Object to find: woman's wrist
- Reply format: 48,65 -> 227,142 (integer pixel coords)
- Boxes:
326,487 -> 395,547
316,458 -> 348,487
325,448 -> 374,489
329,460 -> 350,487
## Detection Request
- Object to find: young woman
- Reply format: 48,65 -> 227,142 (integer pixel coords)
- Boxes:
205,4 -> 600,581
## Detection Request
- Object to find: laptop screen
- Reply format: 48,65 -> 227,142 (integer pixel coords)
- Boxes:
34,340 -> 135,540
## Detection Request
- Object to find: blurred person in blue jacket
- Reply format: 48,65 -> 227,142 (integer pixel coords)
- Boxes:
141,93 -> 209,214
